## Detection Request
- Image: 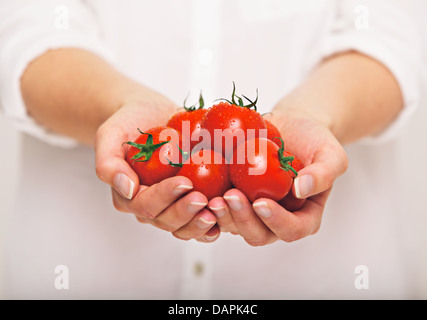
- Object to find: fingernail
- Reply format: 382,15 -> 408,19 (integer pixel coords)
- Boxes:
209,206 -> 226,218
253,202 -> 272,218
204,233 -> 220,242
173,184 -> 193,196
223,195 -> 243,211
294,175 -> 314,199
188,202 -> 207,214
196,217 -> 216,229
114,173 -> 134,200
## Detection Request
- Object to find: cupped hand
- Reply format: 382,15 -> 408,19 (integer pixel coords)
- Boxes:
208,108 -> 348,246
94,102 -> 220,243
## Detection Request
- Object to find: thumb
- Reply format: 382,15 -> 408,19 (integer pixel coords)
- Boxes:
94,123 -> 140,200
293,148 -> 348,199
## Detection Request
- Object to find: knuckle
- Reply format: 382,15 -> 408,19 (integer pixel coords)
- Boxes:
172,233 -> 192,241
282,222 -> 306,243
233,216 -> 252,228
245,236 -> 270,247
95,158 -> 116,183
311,221 -> 322,236
151,220 -> 177,233
135,216 -> 148,224
219,226 -> 237,234
283,229 -> 305,243
137,208 -> 156,221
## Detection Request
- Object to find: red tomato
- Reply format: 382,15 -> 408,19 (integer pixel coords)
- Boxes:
200,84 -> 266,160
167,93 -> 208,150
176,149 -> 231,200
125,126 -> 182,186
229,138 -> 296,203
278,148 -> 307,211
265,119 -> 283,146
279,191 -> 306,212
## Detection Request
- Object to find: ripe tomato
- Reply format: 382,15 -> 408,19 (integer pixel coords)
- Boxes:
278,150 -> 306,211
175,149 -> 231,200
200,84 -> 266,160
229,137 -> 297,203
265,119 -> 283,146
167,92 -> 208,150
125,126 -> 182,186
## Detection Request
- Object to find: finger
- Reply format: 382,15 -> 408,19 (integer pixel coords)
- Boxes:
208,197 -> 239,234
111,176 -> 194,219
252,189 -> 331,242
95,122 -> 140,200
196,224 -> 221,243
223,189 -> 276,247
172,209 -> 217,241
151,191 -> 208,232
294,143 -> 348,199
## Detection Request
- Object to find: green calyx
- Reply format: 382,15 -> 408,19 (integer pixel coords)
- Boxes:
215,82 -> 259,112
183,91 -> 205,112
274,137 -> 298,177
125,129 -> 170,163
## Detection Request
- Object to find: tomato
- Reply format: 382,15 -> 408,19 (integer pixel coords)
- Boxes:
229,137 -> 297,203
278,190 -> 306,212
200,84 -> 266,160
167,108 -> 207,149
278,151 -> 306,211
167,92 -> 208,150
174,149 -> 231,200
125,126 -> 182,186
265,119 -> 283,146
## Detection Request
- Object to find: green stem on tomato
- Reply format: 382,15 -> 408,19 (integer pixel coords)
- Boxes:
274,137 -> 298,177
125,128 -> 170,163
183,91 -> 205,112
215,82 -> 259,112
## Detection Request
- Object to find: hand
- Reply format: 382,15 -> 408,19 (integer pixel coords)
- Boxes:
95,102 -> 220,242
208,108 -> 348,246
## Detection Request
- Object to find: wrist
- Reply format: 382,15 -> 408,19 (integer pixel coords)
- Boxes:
272,95 -> 337,137
110,85 -> 178,127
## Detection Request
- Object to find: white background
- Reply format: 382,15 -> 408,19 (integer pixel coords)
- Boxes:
0,114 -> 20,299
1,1 -> 426,299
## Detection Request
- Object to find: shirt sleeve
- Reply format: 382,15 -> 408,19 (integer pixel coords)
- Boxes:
320,0 -> 426,145
0,0 -> 116,148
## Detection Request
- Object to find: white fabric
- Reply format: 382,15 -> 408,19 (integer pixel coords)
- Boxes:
0,0 -> 116,147
0,0 -> 424,299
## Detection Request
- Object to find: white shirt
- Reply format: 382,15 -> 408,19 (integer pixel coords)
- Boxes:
0,0 -> 425,299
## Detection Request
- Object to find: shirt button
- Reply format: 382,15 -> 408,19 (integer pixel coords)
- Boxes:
198,48 -> 214,66
193,262 -> 204,277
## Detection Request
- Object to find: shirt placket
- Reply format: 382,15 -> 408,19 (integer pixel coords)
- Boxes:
179,0 -> 221,300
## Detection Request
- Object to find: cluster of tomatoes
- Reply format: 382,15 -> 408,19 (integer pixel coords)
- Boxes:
125,84 -> 306,211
